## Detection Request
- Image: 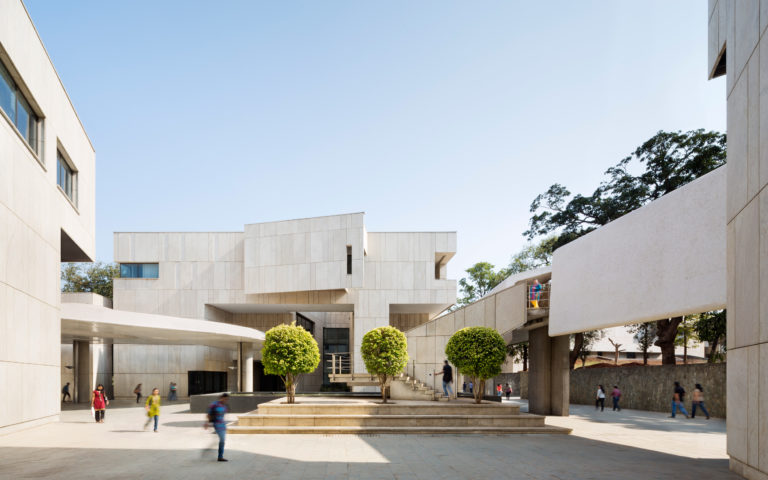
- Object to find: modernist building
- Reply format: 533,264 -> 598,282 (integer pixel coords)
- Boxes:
108,213 -> 457,396
0,0 -> 96,432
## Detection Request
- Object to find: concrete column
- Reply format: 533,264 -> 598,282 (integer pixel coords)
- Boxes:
73,340 -> 91,404
527,326 -> 551,415
236,343 -> 242,392
240,342 -> 254,393
549,335 -> 570,416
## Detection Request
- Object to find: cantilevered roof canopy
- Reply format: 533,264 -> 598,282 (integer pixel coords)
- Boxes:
61,303 -> 265,349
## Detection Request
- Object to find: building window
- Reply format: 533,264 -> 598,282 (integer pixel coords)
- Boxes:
296,313 -> 315,336
0,59 -> 41,154
346,246 -> 352,275
120,263 -> 159,278
57,149 -> 77,205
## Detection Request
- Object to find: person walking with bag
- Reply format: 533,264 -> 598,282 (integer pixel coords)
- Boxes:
670,381 -> 690,418
90,384 -> 109,423
504,383 -> 512,401
691,383 -> 710,419
134,384 -> 142,404
204,393 -> 230,462
144,387 -> 161,432
595,385 -> 606,412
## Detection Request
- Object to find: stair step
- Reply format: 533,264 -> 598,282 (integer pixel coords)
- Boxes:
237,414 -> 544,427
256,404 -> 521,416
229,425 -> 571,435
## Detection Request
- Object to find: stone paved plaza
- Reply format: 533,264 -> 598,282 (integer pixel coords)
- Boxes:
0,399 -> 736,479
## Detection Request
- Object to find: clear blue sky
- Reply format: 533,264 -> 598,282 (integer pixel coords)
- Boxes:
26,1 -> 725,280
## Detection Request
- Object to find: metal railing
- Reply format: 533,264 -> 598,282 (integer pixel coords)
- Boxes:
326,352 -> 352,378
527,283 -> 551,310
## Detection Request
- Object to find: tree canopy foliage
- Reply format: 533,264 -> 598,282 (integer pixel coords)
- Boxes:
457,262 -> 509,306
361,326 -> 409,403
445,327 -> 506,404
261,323 -> 320,404
524,130 -> 726,250
61,262 -> 120,299
693,310 -> 726,363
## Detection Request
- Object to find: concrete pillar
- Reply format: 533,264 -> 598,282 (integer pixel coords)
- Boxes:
528,326 -> 551,415
239,342 -> 254,393
549,335 -> 570,416
73,340 -> 91,404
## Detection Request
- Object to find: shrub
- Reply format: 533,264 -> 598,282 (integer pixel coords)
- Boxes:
361,326 -> 409,403
445,327 -> 506,404
261,323 -> 320,403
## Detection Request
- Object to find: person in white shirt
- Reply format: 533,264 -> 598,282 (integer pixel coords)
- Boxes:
595,384 -> 606,412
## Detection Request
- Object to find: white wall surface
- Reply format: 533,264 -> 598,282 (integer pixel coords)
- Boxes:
549,166 -> 726,336
0,0 -> 95,432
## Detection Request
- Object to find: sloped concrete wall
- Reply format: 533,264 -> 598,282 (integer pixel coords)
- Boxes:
569,363 -> 726,418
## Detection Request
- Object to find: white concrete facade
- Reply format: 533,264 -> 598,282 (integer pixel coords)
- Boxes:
549,166 -> 727,336
708,1 -> 768,477
0,0 -> 95,432
113,213 -> 457,382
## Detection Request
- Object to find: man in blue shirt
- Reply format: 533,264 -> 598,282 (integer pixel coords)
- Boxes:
205,393 -> 230,462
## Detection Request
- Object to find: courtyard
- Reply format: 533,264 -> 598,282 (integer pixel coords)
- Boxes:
0,400 -> 735,480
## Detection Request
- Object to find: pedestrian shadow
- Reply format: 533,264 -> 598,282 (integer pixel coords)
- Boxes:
161,421 -> 205,429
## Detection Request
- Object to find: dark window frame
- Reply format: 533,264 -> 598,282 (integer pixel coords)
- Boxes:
0,56 -> 42,156
119,263 -> 159,279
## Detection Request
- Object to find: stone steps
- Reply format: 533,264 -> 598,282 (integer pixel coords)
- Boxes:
237,414 -> 543,427
229,399 -> 568,435
256,403 -> 520,416
229,425 -> 571,435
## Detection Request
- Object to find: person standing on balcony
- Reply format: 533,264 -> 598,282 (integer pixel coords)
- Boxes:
530,279 -> 542,308
435,360 -> 453,400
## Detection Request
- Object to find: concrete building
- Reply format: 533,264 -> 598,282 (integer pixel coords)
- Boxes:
109,213 -> 457,395
0,0 -> 96,433
708,1 -> 768,477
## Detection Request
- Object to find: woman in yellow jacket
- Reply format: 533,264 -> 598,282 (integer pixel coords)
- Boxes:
144,387 -> 161,432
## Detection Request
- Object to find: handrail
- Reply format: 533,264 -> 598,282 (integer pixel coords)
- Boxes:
326,352 -> 352,377
527,283 -> 551,310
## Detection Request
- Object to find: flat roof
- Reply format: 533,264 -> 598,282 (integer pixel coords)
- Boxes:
61,303 -> 264,348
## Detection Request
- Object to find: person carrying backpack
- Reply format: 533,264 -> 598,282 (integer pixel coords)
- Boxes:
504,383 -> 512,401
205,393 -> 230,462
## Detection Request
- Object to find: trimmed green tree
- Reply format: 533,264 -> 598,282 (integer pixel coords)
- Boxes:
361,326 -> 409,404
446,327 -> 506,404
261,323 -> 320,404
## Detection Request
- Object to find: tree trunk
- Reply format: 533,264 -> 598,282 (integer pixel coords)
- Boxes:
285,373 -> 296,404
642,324 -> 649,366
708,336 -> 720,363
474,378 -> 484,404
379,374 -> 388,404
569,332 -> 584,370
642,348 -> 648,366
655,317 -> 683,365
523,345 -> 528,372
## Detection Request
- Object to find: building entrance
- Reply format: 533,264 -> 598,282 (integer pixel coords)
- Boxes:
188,371 -> 227,395
254,361 -> 283,391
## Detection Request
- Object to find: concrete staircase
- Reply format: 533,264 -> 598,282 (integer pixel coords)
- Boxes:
390,373 -> 446,401
230,400 -> 571,435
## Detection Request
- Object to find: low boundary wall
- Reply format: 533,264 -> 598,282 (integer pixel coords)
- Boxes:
569,363 -> 726,418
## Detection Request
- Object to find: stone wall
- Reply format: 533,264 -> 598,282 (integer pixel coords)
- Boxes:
569,363 -> 726,418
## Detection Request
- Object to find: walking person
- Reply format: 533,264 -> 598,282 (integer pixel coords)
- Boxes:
144,387 -> 161,432
529,279 -> 543,308
691,383 -> 710,419
670,381 -> 690,418
205,393 -> 230,462
61,382 -> 71,403
469,381 -> 473,394
169,382 -> 177,401
462,382 -> 467,393
504,383 -> 512,401
611,385 -> 622,411
134,384 -> 142,404
496,384 -> 503,397
595,384 -> 606,412
435,360 -> 454,400
90,384 -> 109,423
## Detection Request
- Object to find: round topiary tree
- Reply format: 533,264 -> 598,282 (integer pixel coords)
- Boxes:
261,322 -> 320,404
445,326 -> 506,404
361,326 -> 409,403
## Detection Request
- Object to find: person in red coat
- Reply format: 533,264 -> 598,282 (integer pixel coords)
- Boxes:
90,384 -> 109,423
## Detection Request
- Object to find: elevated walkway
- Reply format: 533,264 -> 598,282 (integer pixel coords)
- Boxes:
230,397 -> 571,435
